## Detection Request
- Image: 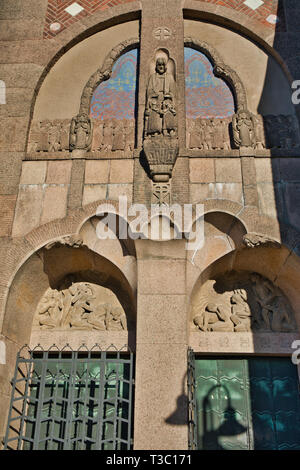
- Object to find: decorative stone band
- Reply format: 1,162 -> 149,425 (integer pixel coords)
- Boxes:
27,114 -> 300,155
143,135 -> 179,182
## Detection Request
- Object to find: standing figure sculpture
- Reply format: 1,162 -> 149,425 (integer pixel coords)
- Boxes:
232,109 -> 256,148
145,57 -> 177,138
70,113 -> 93,151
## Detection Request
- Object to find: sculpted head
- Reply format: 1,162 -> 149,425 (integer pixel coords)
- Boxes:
156,58 -> 167,75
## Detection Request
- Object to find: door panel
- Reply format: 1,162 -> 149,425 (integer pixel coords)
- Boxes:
194,357 -> 300,450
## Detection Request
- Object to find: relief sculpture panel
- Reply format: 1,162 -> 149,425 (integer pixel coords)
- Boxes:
191,272 -> 297,334
33,282 -> 127,331
186,114 -> 300,151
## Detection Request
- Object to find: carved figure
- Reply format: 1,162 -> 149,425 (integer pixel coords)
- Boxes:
189,118 -> 203,149
222,119 -> 231,150
48,121 -> 61,152
254,115 -> 265,150
112,119 -> 125,151
124,119 -> 135,152
60,120 -> 70,151
162,93 -> 177,136
250,273 -> 295,332
92,121 -> 104,151
102,119 -> 113,151
86,303 -> 108,330
38,120 -> 51,152
70,113 -> 92,151
232,110 -> 256,148
145,57 -> 176,137
35,282 -> 128,331
69,283 -> 95,329
38,290 -> 62,329
193,303 -> 233,332
106,306 -> 127,331
230,289 -> 251,332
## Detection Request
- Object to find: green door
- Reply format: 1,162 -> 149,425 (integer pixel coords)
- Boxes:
194,357 -> 300,450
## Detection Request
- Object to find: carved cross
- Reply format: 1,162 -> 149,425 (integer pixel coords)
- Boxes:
153,27 -> 171,41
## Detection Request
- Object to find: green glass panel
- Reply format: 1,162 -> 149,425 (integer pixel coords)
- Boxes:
24,357 -> 131,450
194,356 -> 300,450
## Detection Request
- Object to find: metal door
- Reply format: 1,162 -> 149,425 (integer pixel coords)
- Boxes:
189,354 -> 300,450
3,345 -> 134,450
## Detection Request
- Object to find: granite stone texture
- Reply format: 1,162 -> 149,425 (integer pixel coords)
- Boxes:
1,0 -> 300,452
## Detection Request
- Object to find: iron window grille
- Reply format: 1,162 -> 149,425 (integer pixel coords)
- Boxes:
187,347 -> 197,450
3,343 -> 134,450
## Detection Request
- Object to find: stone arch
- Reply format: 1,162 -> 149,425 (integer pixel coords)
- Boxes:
189,242 -> 300,332
184,37 -> 247,111
186,210 -> 247,298
183,1 -> 292,82
2,241 -> 137,350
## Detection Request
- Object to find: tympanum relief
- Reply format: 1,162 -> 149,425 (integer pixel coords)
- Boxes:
33,282 -> 127,331
191,272 -> 297,334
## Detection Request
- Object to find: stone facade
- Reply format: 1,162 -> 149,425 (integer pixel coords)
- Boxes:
1,0 -> 300,451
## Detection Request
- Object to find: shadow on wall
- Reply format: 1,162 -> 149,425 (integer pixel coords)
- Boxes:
165,372 -> 188,426
258,0 -> 300,252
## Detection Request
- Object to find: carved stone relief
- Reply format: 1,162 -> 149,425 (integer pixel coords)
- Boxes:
151,182 -> 171,205
33,282 -> 127,331
232,109 -> 256,149
45,235 -> 84,250
70,113 -> 93,152
186,114 -> 300,151
242,233 -> 280,248
143,54 -> 178,182
92,118 -> 135,154
28,119 -> 71,153
191,272 -> 297,333
186,117 -> 231,150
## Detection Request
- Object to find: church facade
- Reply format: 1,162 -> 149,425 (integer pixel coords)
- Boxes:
1,0 -> 300,450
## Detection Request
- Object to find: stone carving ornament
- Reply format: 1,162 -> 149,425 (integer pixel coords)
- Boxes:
35,282 -> 127,331
192,272 -> 297,333
143,55 -> 178,182
243,233 -> 280,248
69,113 -> 93,152
232,109 -> 256,149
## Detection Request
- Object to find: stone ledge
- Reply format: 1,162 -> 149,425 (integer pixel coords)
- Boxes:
189,331 -> 300,355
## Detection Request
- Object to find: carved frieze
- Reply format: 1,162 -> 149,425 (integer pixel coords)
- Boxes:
191,272 -> 297,334
33,282 -> 127,331
187,117 -> 231,150
28,119 -> 71,153
186,114 -> 300,151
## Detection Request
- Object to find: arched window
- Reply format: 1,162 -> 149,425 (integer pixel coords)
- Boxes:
90,49 -> 138,121
185,47 -> 234,119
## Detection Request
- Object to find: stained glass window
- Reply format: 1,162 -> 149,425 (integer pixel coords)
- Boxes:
90,49 -> 138,121
185,47 -> 234,119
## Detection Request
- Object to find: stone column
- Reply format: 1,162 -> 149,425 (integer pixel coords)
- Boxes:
133,239 -> 188,450
137,0 -> 186,149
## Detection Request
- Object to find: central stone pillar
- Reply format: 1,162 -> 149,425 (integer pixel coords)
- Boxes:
133,239 -> 188,450
137,0 -> 186,149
